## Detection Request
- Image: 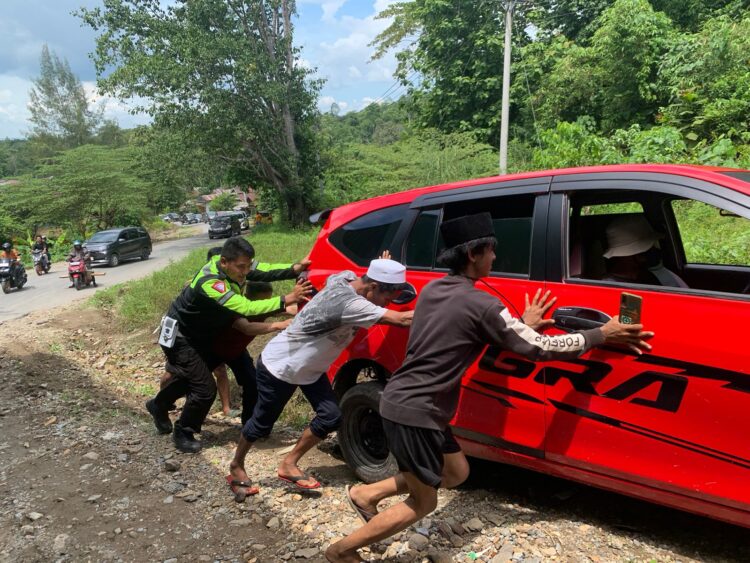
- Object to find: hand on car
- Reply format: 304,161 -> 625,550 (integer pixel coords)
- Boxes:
522,289 -> 557,331
292,257 -> 312,274
287,278 -> 313,304
600,316 -> 654,355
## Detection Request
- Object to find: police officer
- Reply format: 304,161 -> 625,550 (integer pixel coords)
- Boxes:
145,236 -> 312,453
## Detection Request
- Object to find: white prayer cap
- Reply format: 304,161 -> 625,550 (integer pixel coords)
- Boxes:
366,259 -> 407,285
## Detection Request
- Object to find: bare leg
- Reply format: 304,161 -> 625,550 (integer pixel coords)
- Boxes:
277,427 -> 322,488
214,364 -> 231,415
350,450 -> 470,515
229,435 -> 254,483
326,472 -> 438,562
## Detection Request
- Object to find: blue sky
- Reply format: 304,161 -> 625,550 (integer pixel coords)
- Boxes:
0,0 -> 402,139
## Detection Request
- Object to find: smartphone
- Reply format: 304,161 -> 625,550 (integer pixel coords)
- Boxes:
619,292 -> 642,325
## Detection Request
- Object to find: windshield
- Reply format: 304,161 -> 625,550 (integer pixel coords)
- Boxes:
88,232 -> 119,243
211,217 -> 231,225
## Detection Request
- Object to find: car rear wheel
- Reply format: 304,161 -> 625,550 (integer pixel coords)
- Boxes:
140,248 -> 150,260
339,382 -> 398,484
108,253 -> 120,267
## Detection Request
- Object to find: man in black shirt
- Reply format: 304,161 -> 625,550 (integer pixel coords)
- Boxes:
326,212 -> 654,563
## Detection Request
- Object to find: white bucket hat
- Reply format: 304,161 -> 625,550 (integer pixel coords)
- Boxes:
603,215 -> 660,259
366,258 -> 407,285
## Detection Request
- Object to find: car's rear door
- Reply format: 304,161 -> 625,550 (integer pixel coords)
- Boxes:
398,178 -> 553,462
543,171 -> 750,520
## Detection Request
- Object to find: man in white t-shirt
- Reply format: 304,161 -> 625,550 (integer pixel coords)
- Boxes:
226,259 -> 414,499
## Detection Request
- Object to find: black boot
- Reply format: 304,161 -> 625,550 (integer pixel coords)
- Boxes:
173,422 -> 201,453
145,399 -> 173,434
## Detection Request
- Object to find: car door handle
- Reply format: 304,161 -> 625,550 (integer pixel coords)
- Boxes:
552,306 -> 611,332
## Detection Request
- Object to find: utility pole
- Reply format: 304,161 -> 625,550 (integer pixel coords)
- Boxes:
499,0 -> 515,175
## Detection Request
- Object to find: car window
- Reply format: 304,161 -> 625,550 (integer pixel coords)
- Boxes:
329,204 -> 409,266
437,195 -> 536,275
405,209 -> 440,268
671,200 -> 749,266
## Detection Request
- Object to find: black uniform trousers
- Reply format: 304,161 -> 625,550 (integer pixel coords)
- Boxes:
224,349 -> 258,425
154,337 -> 220,433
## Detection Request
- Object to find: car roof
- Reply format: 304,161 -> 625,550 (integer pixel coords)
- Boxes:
326,164 -> 750,229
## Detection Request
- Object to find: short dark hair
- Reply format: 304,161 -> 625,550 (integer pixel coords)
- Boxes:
206,246 -> 223,260
245,281 -> 273,299
437,236 -> 496,274
361,274 -> 405,294
221,237 -> 255,261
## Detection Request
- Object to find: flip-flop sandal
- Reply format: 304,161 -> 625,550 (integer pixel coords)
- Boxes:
225,474 -> 259,503
278,472 -> 321,490
345,484 -> 376,523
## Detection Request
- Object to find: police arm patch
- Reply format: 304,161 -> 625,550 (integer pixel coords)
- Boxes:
211,281 -> 227,293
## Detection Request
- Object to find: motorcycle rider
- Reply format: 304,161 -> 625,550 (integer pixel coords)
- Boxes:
42,236 -> 52,263
67,240 -> 92,288
1,242 -> 24,284
31,236 -> 50,271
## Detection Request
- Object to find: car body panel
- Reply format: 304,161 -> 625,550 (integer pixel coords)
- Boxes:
308,164 -> 750,528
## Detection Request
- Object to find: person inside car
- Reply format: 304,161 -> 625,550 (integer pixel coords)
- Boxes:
226,258 -> 414,500
326,212 -> 655,563
602,215 -> 688,287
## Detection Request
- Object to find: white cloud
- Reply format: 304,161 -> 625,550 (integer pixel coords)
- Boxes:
298,0 -> 347,22
317,95 -> 349,113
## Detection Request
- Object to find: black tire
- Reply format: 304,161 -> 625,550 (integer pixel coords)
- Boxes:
75,276 -> 83,291
108,253 -> 120,267
338,382 -> 398,484
1,279 -> 10,294
140,247 -> 150,260
35,264 -> 42,276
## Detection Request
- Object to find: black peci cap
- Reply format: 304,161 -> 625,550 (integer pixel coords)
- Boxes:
440,212 -> 495,248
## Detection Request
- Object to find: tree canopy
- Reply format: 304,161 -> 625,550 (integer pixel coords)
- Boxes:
28,44 -> 103,151
78,0 -> 323,225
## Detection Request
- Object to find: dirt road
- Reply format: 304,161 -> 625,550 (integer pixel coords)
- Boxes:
0,225 -> 210,323
0,307 -> 747,563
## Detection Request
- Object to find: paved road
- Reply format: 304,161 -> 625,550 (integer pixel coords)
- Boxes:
0,225 -> 211,322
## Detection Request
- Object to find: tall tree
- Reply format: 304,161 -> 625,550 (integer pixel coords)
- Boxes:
78,0 -> 323,225
372,0 -> 519,144
27,45 -> 102,149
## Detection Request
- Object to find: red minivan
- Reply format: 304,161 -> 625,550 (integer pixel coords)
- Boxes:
305,164 -> 750,529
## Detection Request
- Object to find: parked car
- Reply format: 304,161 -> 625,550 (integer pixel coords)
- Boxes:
217,210 -> 249,230
181,213 -> 200,224
85,226 -> 152,267
208,214 -> 241,239
162,212 -> 180,223
305,164 -> 750,529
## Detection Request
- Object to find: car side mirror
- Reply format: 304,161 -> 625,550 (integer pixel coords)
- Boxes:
392,283 -> 417,305
118,237 -> 126,241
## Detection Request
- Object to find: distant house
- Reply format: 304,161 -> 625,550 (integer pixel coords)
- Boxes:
196,187 -> 257,213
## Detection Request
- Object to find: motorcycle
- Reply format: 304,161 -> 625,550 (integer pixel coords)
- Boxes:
32,249 -> 51,275
0,258 -> 27,294
68,259 -> 97,290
